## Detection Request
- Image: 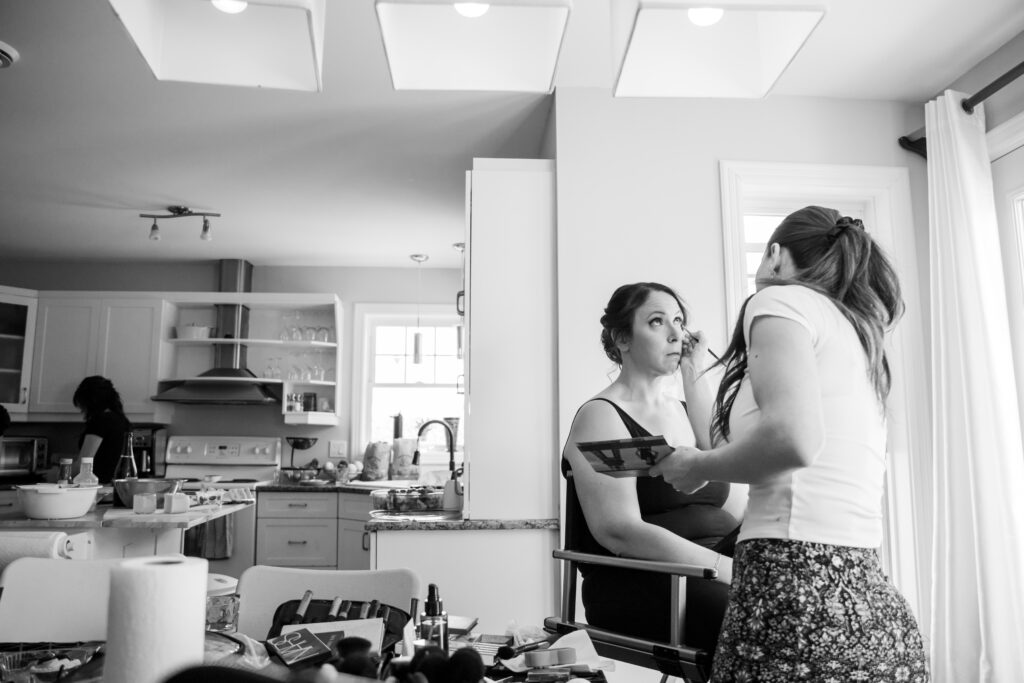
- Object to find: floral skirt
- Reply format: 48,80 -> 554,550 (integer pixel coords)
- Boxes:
711,538 -> 928,683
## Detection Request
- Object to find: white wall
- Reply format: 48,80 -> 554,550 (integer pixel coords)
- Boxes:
553,89 -> 927,443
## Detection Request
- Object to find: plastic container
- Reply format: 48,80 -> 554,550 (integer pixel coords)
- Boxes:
72,457 -> 99,487
370,486 -> 445,513
17,484 -> 102,520
175,324 -> 211,339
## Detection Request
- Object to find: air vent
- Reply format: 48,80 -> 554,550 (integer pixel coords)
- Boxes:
0,41 -> 19,69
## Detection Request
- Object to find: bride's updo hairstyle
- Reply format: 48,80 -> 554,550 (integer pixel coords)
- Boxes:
600,282 -> 689,365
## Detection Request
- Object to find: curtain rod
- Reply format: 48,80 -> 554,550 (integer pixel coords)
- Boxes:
898,57 -> 1024,159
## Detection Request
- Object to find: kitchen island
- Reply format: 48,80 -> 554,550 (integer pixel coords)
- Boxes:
0,501 -> 253,559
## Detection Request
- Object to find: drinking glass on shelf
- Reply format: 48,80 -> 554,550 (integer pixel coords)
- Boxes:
289,312 -> 304,341
279,313 -> 294,342
303,326 -> 317,342
315,326 -> 331,343
271,357 -> 282,380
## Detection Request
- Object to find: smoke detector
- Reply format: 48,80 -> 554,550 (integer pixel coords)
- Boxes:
0,41 -> 19,69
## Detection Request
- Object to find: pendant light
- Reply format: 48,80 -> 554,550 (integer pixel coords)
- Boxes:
410,254 -> 429,364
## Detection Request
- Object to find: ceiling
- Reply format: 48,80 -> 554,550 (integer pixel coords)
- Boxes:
1,0 -> 1023,269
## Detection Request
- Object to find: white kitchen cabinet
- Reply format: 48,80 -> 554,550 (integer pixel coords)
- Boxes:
256,491 -> 339,568
337,492 -> 372,570
29,294 -> 170,421
255,490 -> 372,569
463,159 -> 558,520
162,293 -> 342,425
0,286 -> 38,416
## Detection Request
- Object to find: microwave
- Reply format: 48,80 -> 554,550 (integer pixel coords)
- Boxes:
0,437 -> 49,477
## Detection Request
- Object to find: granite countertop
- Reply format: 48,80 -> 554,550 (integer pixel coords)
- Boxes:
365,518 -> 559,531
0,501 -> 253,530
257,483 -> 374,494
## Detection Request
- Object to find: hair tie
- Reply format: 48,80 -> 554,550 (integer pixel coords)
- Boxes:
828,216 -> 863,242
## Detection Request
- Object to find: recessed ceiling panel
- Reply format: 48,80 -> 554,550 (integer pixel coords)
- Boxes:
612,0 -> 826,98
375,0 -> 572,92
107,0 -> 326,91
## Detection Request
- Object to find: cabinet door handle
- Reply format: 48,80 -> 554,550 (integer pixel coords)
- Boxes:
361,531 -> 370,551
456,374 -> 465,395
21,387 -> 28,404
0,502 -> 14,508
287,540 -> 308,545
287,503 -> 308,508
455,290 -> 465,316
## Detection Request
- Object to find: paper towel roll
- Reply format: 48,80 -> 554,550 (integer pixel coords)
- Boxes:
0,531 -> 70,572
104,555 -> 209,683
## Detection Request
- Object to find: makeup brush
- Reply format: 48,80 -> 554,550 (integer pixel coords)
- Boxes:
682,326 -> 720,361
495,633 -> 562,661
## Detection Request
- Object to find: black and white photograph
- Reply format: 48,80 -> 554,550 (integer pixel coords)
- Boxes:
1,1 -> 1024,681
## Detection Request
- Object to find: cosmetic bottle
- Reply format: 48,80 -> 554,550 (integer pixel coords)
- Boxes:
418,583 -> 449,653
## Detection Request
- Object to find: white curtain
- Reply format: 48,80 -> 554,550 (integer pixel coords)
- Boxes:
926,90 -> 1024,681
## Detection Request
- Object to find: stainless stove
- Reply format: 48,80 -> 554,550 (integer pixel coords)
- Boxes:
164,435 -> 281,491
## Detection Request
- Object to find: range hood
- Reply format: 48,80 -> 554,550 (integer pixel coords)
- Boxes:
151,260 -> 279,406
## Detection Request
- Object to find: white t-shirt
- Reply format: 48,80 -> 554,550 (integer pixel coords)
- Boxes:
729,285 -> 887,548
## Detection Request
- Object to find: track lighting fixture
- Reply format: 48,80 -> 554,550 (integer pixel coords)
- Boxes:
140,206 -> 220,241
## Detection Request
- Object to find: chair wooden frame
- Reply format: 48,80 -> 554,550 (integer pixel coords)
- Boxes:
543,549 -> 718,683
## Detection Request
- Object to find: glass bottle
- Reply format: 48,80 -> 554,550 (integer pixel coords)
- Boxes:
57,458 -> 74,487
72,457 -> 99,487
418,583 -> 449,653
114,432 -> 139,480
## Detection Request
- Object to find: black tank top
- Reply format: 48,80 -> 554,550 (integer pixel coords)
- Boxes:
562,398 -> 739,561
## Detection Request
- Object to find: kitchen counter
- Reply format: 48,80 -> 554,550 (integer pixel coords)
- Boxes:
366,517 -> 558,531
0,501 -> 252,530
0,501 -> 254,559
257,483 -> 373,494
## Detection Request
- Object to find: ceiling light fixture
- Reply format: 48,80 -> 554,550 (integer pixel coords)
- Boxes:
612,0 -> 827,98
0,41 -> 19,69
212,0 -> 249,14
107,0 -> 326,91
139,206 -> 220,242
453,2 -> 490,18
410,253 -> 429,364
687,7 -> 723,26
375,0 -> 572,92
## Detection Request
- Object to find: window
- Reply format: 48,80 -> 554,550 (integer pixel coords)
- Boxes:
352,303 -> 465,466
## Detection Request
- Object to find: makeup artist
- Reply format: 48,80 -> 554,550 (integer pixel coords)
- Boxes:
651,207 -> 927,681
560,282 -> 745,653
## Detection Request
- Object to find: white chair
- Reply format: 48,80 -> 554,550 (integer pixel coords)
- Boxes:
0,557 -> 129,642
236,565 -> 422,639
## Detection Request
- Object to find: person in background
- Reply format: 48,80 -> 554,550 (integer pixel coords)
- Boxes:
73,376 -> 131,484
561,282 -> 746,653
651,206 -> 927,681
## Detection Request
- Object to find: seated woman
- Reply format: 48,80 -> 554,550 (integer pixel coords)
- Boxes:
561,282 -> 745,651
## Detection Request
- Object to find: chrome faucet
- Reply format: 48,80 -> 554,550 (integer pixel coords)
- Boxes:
416,419 -> 463,513
415,420 -> 460,479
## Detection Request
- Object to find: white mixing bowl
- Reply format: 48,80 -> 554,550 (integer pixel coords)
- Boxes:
17,485 -> 101,520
